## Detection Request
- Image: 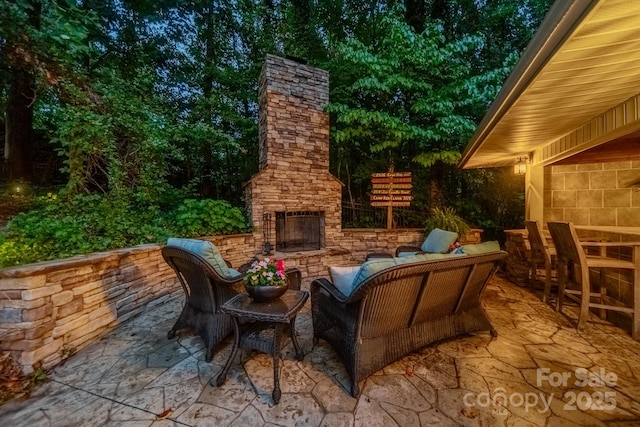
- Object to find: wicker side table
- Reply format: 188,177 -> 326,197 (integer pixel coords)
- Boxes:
214,289 -> 309,403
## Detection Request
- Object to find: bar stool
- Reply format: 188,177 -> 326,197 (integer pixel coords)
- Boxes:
525,220 -> 557,303
548,221 -> 640,339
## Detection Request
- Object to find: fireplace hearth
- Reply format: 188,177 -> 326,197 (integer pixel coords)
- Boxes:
276,211 -> 323,252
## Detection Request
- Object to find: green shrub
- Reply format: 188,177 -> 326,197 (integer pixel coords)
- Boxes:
0,193 -> 252,267
423,206 -> 470,237
170,199 -> 252,237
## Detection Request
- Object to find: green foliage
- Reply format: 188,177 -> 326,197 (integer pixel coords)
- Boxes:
0,193 -> 251,267
451,167 -> 526,242
424,207 -> 470,237
326,14 -> 496,169
0,0 -> 554,260
30,367 -> 48,383
171,199 -> 252,238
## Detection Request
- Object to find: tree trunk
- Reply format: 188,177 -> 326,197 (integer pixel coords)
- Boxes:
428,162 -> 444,210
5,69 -> 35,181
200,5 -> 216,197
4,0 -> 41,182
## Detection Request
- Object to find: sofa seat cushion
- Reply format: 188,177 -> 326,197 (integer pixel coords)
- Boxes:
457,240 -> 501,255
421,228 -> 459,253
166,238 -> 233,278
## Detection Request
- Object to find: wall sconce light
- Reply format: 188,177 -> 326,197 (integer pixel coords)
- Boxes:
513,157 -> 528,175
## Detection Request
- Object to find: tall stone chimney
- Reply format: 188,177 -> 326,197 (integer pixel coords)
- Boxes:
245,55 -> 342,254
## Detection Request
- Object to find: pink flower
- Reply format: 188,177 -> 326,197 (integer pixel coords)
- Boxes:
276,259 -> 285,272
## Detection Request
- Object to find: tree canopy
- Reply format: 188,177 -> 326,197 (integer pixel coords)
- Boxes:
0,0 -> 554,250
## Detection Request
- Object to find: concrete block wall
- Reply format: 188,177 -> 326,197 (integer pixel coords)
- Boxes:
543,161 -> 640,226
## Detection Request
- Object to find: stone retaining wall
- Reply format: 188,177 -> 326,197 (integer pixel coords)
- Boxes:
0,228 -> 483,373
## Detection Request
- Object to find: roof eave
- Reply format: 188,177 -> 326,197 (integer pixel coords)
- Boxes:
459,0 -> 599,169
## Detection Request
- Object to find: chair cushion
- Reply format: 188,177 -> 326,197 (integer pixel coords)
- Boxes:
329,266 -> 361,296
421,228 -> 459,253
459,241 -> 500,255
166,238 -> 232,278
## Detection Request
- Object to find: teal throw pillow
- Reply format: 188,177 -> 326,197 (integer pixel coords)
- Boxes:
166,238 -> 232,278
329,266 -> 361,296
421,228 -> 459,253
460,241 -> 501,255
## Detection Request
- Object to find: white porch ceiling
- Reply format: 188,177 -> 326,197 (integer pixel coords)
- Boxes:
460,0 -> 640,169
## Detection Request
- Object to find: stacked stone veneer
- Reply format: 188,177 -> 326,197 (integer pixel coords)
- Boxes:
245,55 -> 342,253
0,235 -> 255,373
543,161 -> 640,226
0,227 -> 486,372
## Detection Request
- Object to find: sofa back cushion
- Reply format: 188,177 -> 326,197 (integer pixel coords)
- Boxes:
166,238 -> 236,278
351,252 -> 465,290
329,266 -> 361,296
421,228 -> 459,253
458,240 -> 500,255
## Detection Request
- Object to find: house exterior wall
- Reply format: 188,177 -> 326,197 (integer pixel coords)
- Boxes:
542,161 -> 640,226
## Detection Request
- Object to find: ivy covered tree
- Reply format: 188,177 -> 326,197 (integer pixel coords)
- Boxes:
0,0 -> 96,182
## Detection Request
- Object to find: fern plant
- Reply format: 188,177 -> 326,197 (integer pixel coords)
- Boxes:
424,207 -> 470,238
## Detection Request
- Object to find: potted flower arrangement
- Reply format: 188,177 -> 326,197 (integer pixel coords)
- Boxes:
243,258 -> 288,302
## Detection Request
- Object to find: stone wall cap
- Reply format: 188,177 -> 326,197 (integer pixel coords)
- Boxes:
0,244 -> 161,278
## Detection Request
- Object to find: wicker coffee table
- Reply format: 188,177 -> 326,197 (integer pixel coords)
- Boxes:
214,289 -> 309,403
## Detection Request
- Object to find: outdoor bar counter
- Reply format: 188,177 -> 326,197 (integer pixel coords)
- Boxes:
574,226 -> 640,242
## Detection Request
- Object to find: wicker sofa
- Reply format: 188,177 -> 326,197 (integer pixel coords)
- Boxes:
311,250 -> 507,397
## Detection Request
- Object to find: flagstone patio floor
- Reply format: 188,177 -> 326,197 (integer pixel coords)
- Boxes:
2,273 -> 640,427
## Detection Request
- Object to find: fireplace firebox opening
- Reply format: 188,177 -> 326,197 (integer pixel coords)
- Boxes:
275,211 -> 324,252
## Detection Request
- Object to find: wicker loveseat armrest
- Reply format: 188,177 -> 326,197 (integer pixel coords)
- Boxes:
311,277 -> 350,302
395,245 -> 422,257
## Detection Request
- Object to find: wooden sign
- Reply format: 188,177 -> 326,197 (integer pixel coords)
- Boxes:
370,170 -> 413,226
370,195 -> 413,202
371,201 -> 413,207
371,189 -> 412,195
371,172 -> 412,178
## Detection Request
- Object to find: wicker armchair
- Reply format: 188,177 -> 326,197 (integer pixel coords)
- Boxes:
162,246 -> 245,362
162,247 -> 303,362
311,251 -> 507,397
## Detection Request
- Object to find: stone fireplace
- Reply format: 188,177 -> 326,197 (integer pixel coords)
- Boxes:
245,55 -> 342,254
